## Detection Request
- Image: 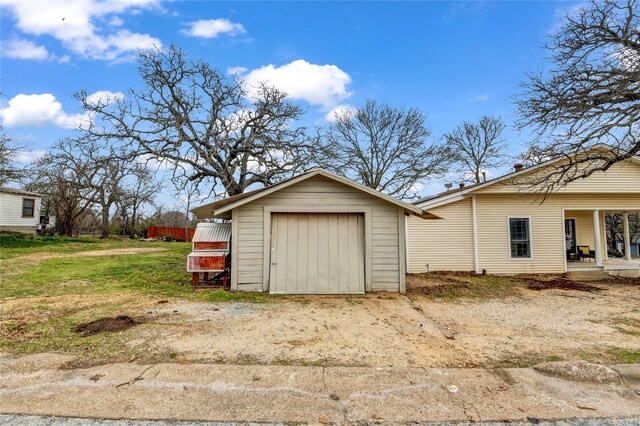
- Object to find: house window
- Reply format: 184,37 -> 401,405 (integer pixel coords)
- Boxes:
22,198 -> 35,218
509,217 -> 531,259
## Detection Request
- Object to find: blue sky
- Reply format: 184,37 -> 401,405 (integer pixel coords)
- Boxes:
0,0 -> 577,201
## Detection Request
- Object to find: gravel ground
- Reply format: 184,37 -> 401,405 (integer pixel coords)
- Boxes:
1,415 -> 639,426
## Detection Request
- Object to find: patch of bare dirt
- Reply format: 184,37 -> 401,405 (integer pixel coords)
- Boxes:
12,247 -> 165,262
120,278 -> 640,369
522,276 -> 604,292
75,316 -> 137,336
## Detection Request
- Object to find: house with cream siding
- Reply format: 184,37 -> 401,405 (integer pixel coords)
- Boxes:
0,187 -> 43,234
192,168 -> 435,294
408,146 -> 640,276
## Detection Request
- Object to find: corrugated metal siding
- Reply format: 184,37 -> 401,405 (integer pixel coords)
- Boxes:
0,192 -> 41,228
476,160 -> 640,195
192,223 -> 231,243
407,199 -> 474,272
234,175 -> 401,292
475,193 -> 638,274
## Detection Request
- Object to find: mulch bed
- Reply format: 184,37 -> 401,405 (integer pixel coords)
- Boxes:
75,316 -> 138,336
521,276 -> 604,292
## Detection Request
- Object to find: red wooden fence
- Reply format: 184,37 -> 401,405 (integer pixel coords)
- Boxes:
147,226 -> 196,242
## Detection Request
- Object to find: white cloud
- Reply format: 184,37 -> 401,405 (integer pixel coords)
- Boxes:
1,0 -> 162,61
1,39 -> 50,61
468,94 -> 490,102
85,90 -> 125,105
181,19 -> 245,38
243,59 -> 352,109
14,149 -> 47,164
227,66 -> 248,76
109,16 -> 124,26
0,93 -> 96,129
325,104 -> 356,122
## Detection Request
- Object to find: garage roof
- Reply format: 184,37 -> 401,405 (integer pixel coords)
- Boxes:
191,168 -> 438,219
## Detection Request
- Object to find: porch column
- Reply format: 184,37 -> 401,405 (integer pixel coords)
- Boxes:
593,210 -> 603,267
623,212 -> 632,261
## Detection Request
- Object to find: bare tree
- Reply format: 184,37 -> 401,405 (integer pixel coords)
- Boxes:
172,179 -> 201,241
34,138 -> 137,238
0,126 -> 26,186
29,146 -> 99,237
77,45 -> 311,197
515,0 -> 640,191
317,99 -> 451,199
115,164 -> 161,238
605,212 -> 640,256
444,116 -> 507,184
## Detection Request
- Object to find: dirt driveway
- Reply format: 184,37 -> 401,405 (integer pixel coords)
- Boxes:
125,279 -> 640,368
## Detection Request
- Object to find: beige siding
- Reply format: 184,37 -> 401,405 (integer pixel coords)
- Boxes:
234,175 -> 402,292
475,193 -> 638,274
565,210 -> 607,260
0,192 -> 41,231
477,160 -> 640,195
407,198 -> 474,272
409,193 -> 639,274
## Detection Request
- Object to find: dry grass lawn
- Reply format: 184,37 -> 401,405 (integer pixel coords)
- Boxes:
1,235 -> 638,368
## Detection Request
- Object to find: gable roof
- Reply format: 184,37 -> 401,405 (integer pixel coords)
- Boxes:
415,144 -> 640,210
192,168 -> 430,219
0,187 -> 42,197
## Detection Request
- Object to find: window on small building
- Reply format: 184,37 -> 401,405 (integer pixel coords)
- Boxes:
22,198 -> 35,218
509,217 -> 531,259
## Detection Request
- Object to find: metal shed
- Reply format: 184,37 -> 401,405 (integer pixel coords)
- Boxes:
192,169 -> 434,294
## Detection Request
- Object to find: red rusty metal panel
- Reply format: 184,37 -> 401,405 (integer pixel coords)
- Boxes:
194,241 -> 228,250
188,255 -> 227,271
148,226 -> 196,242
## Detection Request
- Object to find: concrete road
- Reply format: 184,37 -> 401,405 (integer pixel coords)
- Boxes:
1,415 -> 640,426
1,354 -> 639,424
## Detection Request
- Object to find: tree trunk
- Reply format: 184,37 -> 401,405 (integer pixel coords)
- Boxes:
101,205 -> 110,238
130,206 -> 138,239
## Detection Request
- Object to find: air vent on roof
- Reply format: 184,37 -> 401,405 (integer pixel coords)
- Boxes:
514,163 -> 524,172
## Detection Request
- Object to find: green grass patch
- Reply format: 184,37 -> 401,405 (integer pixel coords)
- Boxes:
191,289 -> 271,303
604,348 -> 640,364
0,233 -> 96,249
0,241 -> 192,298
0,234 -> 164,260
494,354 -> 565,368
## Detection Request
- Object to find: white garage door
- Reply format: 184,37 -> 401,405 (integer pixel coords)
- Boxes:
269,213 -> 365,294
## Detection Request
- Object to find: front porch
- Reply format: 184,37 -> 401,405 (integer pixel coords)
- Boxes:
564,209 -> 639,275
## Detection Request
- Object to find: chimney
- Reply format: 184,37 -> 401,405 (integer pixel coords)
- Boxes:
459,182 -> 465,189
513,163 -> 524,172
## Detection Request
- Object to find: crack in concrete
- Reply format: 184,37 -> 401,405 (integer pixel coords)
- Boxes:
322,367 -> 350,423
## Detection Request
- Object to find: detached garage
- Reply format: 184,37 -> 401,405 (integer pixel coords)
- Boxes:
191,168 -> 430,294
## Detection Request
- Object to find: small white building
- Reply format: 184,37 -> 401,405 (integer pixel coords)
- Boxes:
0,187 -> 43,234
